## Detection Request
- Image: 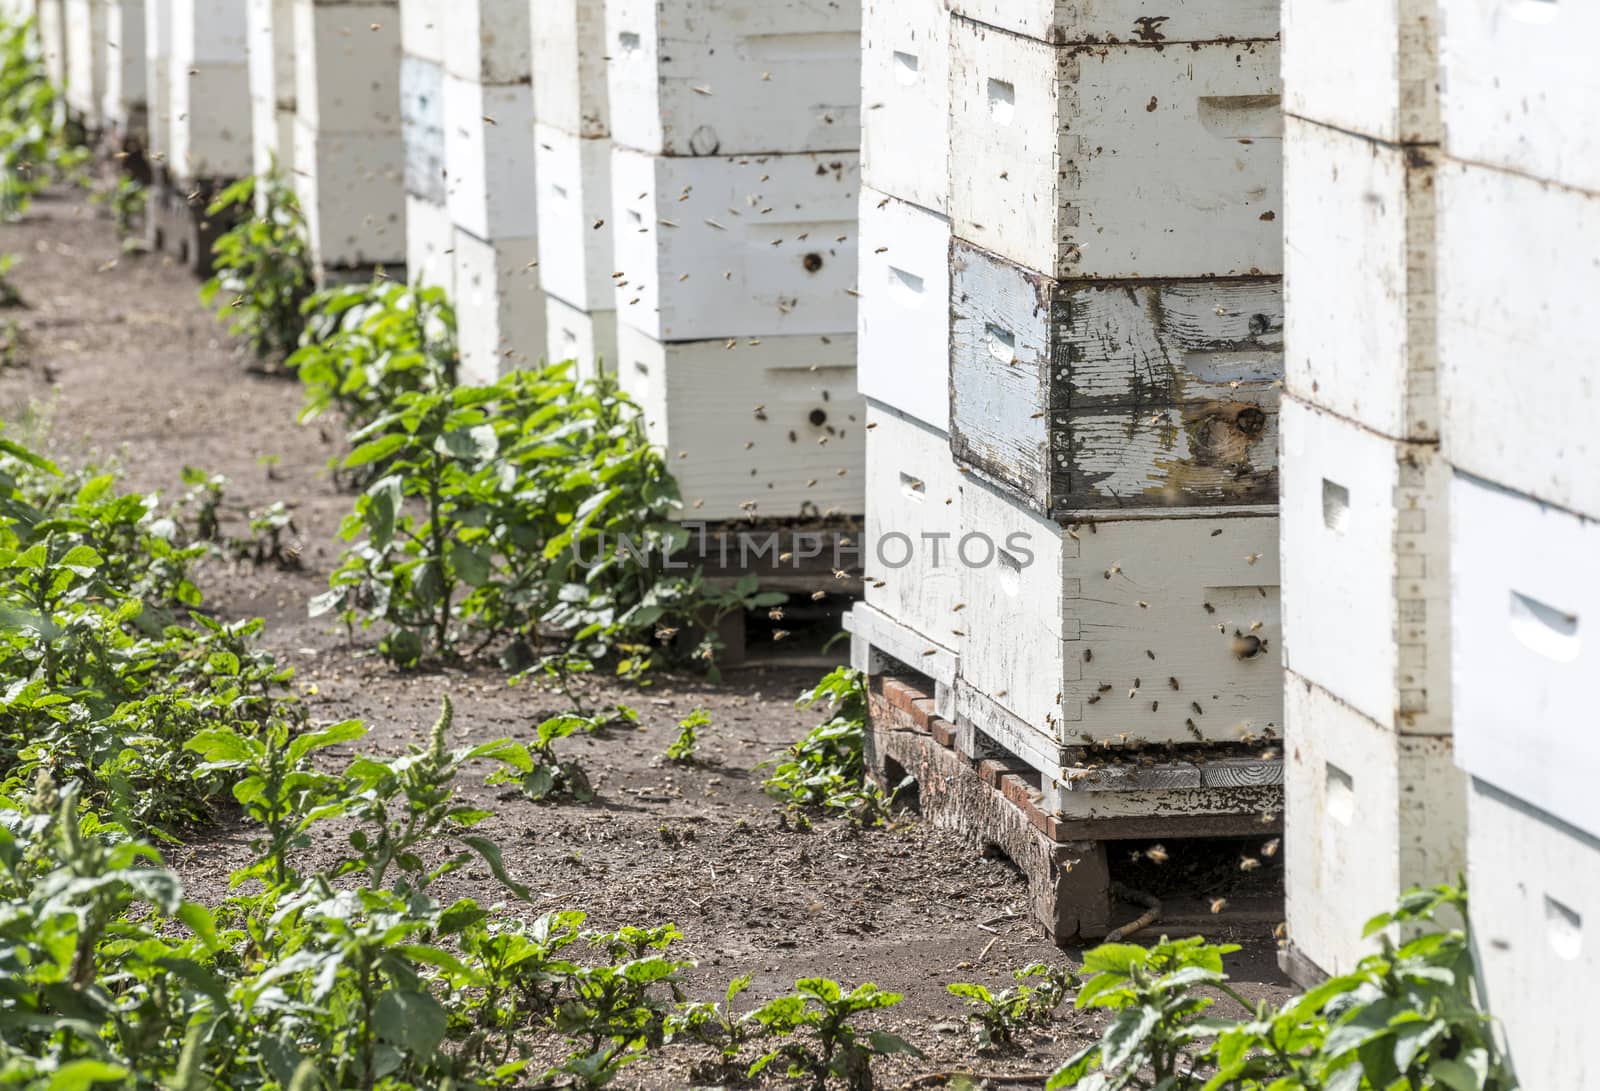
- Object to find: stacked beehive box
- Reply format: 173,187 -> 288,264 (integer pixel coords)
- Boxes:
444,0 -> 543,383
943,0 -> 1284,778
1277,0 -> 1465,980
603,0 -> 866,522
101,0 -> 146,152
142,0 -> 170,173
533,0 -> 616,377
1436,2 -> 1600,1082
290,0 -> 404,277
245,0 -> 294,193
398,0 -> 447,291
63,0 -> 107,131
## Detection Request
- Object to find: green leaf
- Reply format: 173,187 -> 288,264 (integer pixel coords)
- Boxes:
1081,943 -> 1150,975
1100,1005 -> 1161,1072
46,1061 -> 130,1091
345,433 -> 408,468
458,834 -> 530,900
373,988 -> 448,1058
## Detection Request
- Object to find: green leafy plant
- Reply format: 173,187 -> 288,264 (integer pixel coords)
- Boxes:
669,975 -> 758,1061
949,963 -> 1076,1051
0,317 -> 23,368
92,174 -> 145,241
763,668 -> 898,825
490,712 -> 599,804
749,978 -> 924,1091
666,708 -> 710,764
0,14 -> 89,217
0,253 -> 21,308
200,173 -> 315,361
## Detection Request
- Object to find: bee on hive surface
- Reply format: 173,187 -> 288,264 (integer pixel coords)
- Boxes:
1146,844 -> 1169,864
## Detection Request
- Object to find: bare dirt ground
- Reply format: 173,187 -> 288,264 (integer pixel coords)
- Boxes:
0,188 -> 1295,1088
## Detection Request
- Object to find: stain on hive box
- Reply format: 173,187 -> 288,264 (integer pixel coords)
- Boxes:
950,239 -> 1283,516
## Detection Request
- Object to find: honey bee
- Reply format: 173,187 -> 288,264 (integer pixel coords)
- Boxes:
1240,857 -> 1261,872
1261,838 -> 1280,858
1210,898 -> 1229,914
1146,844 -> 1169,864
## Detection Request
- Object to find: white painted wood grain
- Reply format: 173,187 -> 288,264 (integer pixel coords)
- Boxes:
292,0 -> 401,134
1440,0 -> 1600,193
1284,672 -> 1465,977
849,600 -> 959,686
1468,780 -> 1600,1091
861,0 -> 948,213
531,0 -> 609,137
1280,398 -> 1451,735
863,402 -> 965,653
404,192 -> 454,294
615,325 -> 865,522
453,228 -> 547,384
605,0 -> 861,157
400,0 -> 444,64
609,147 -> 860,341
443,0 -> 531,85
1285,117 -> 1438,441
856,188 -> 951,432
443,74 -> 539,241
950,239 -> 1283,514
167,0 -> 252,180
400,55 -> 443,202
143,0 -> 171,160
961,478 -> 1283,748
534,124 -> 615,313
36,0 -> 67,89
949,21 -> 1282,280
102,0 -> 147,129
1284,0 -> 1437,143
1438,162 -> 1600,519
1452,472 -> 1600,839
292,120 -> 406,268
545,294 -> 619,382
64,0 -> 108,126
248,0 -> 295,186
951,0 -> 1279,45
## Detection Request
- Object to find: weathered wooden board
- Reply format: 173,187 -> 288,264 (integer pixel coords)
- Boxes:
861,0 -> 948,213
1440,0 -> 1600,193
862,404 -> 965,654
1438,163 -> 1600,520
1283,0 -> 1437,143
857,187 -> 951,432
1280,398 -> 1451,734
960,480 -> 1283,749
169,0 -> 252,181
293,0 -> 401,133
400,55 -> 444,202
1468,779 -> 1600,1091
1451,472 -> 1600,840
292,121 -> 406,269
443,0 -> 531,85
531,0 -> 610,138
950,239 -> 1283,516
614,325 -> 865,522
609,148 -> 860,341
949,20 -> 1282,280
443,74 -> 539,241
950,0 -> 1280,46
1285,117 -> 1437,441
534,123 -> 614,313
1285,673 -> 1465,977
605,0 -> 861,157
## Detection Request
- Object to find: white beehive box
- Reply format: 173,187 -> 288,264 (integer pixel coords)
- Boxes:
293,0 -> 401,133
405,192 -> 453,294
1438,162 -> 1600,520
950,239 -> 1283,517
960,480 -> 1284,750
39,0 -> 67,92
605,0 -> 861,156
1285,117 -> 1437,440
443,74 -> 539,241
103,0 -> 147,136
400,55 -> 444,203
292,122 -> 405,269
400,0 -> 443,63
948,21 -> 1282,280
615,325 -> 866,522
169,0 -> 252,181
1467,778 -> 1599,1091
609,147 -> 860,341
144,0 -> 172,165
531,0 -> 609,138
1283,0 -> 1437,143
453,228 -> 546,385
860,0 -> 948,214
546,294 -> 619,382
1284,673 -> 1465,977
533,123 -> 614,313
443,0 -> 529,85
247,0 -> 295,183
1452,472 -> 1600,840
863,402 -> 965,654
64,0 -> 107,128
1280,398 -> 1450,735
856,187 -> 951,433
1439,0 -> 1600,194
949,0 -> 1278,45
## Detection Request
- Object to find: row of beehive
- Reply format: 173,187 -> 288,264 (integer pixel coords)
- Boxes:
855,0 -> 1287,793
